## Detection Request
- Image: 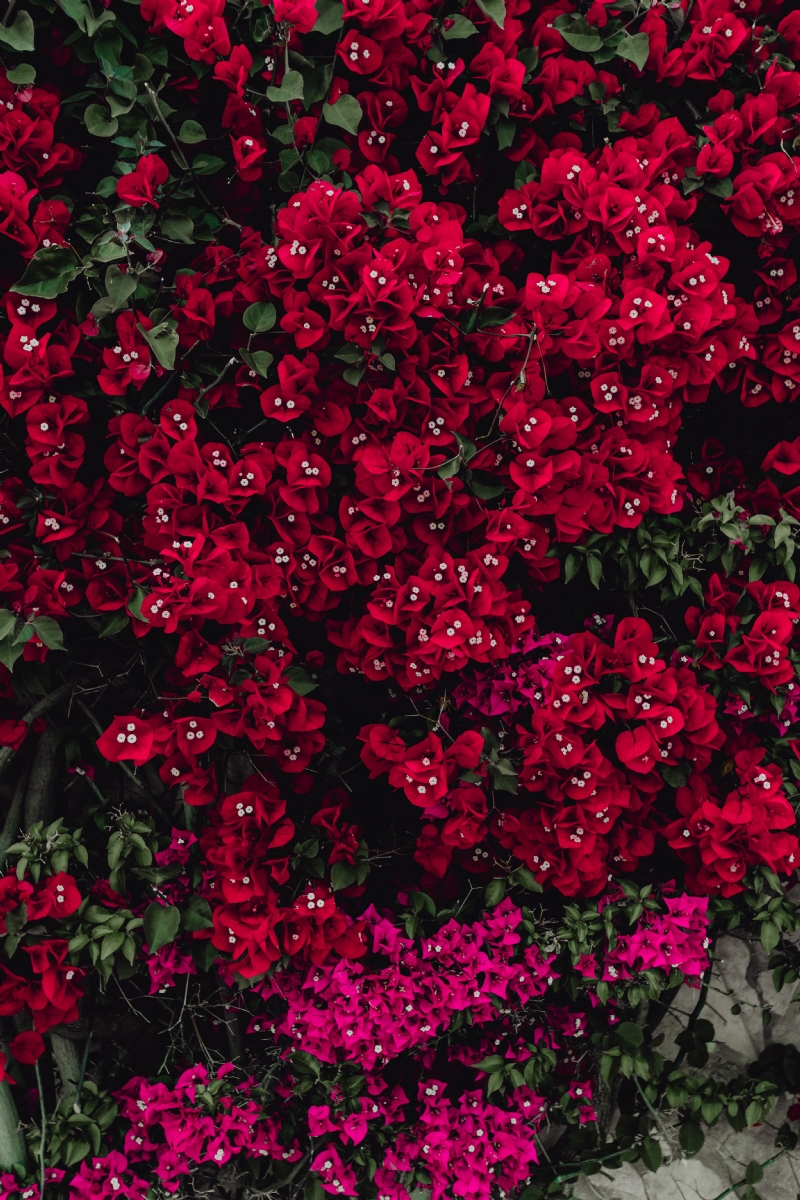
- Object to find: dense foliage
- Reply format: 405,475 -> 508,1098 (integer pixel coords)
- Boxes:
0,0 -> 798,1196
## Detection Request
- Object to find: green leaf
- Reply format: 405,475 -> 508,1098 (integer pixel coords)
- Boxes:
14,246 -> 83,299
84,104 -> 118,137
243,301 -> 277,334
285,665 -> 318,696
240,349 -> 273,379
442,13 -> 478,38
474,1054 -> 505,1073
553,13 -> 602,51
159,213 -> 194,244
179,119 -> 206,143
760,920 -> 780,954
191,154 -> 226,176
0,611 -> 16,641
469,475 -> 505,500
474,0 -> 505,27
485,878 -> 505,907
616,31 -> 650,71
31,617 -> 64,651
640,1135 -> 662,1173
143,902 -> 180,953
181,895 -> 213,931
704,175 -> 734,199
313,0 -> 343,33
100,929 -> 125,959
586,554 -> 603,588
266,70 -> 305,103
679,1122 -> 704,1155
104,265 -> 138,312
98,610 -> 129,638
509,866 -> 542,892
330,861 -> 356,891
616,1021 -> 644,1050
496,116 -> 515,150
0,10 -> 34,51
6,64 -> 35,84
322,94 -> 362,135
139,319 -> 179,371
745,1161 -> 764,1186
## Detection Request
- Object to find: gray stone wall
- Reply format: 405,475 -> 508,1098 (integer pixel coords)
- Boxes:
572,934 -> 800,1200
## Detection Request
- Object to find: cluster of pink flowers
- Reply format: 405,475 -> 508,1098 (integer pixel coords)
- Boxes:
114,1064 -> 301,1192
258,899 -> 559,1072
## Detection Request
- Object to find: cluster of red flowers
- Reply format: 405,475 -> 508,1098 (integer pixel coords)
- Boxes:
363,619 -> 727,895
0,873 -> 84,1035
199,778 -> 367,976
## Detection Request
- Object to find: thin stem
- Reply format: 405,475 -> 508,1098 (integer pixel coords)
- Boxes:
34,1060 -> 46,1199
196,356 -> 238,406
144,85 -> 221,217
73,1031 -> 93,1115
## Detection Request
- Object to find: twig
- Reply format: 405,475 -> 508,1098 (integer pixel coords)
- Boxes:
196,357 -> 238,407
73,1030 -> 93,1115
34,1060 -> 46,1199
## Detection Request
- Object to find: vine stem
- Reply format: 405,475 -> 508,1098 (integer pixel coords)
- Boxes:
34,1060 -> 46,1199
73,1031 -> 93,1115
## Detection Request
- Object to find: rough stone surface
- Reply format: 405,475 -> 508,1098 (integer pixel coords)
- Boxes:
571,935 -> 800,1200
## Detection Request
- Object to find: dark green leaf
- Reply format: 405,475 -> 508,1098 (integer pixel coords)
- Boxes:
0,10 -> 34,51
285,665 -> 318,696
160,213 -> 195,244
442,14 -> 477,38
181,896 -> 213,931
553,13 -> 602,51
31,617 -> 64,651
313,0 -> 343,33
14,246 -> 83,299
474,0 -> 505,27
679,1122 -> 705,1155
243,301 -> 277,334
704,176 -> 734,199
331,861 -> 356,891
179,119 -> 206,143
616,32 -> 649,71
640,1135 -> 662,1173
84,104 -> 118,137
191,154 -> 226,176
240,349 -> 273,379
143,902 -> 180,953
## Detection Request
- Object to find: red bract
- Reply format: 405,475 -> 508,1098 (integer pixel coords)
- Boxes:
116,155 -> 169,208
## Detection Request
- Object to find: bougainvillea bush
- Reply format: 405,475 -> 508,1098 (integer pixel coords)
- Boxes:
1,0 -> 800,1197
